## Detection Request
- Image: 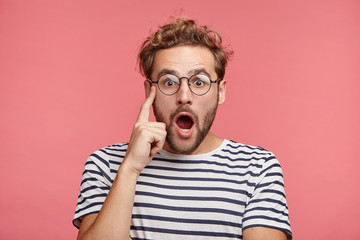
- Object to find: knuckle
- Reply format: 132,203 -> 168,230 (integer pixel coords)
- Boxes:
159,122 -> 166,129
137,124 -> 146,132
134,123 -> 146,133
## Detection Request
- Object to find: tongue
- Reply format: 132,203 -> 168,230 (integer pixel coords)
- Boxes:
177,116 -> 193,129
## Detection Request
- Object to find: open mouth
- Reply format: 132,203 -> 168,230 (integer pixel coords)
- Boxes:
174,112 -> 195,138
176,115 -> 194,132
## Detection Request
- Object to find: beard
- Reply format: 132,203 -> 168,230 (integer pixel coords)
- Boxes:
153,101 -> 218,154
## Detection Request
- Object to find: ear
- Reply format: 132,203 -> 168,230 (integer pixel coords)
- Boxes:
144,80 -> 151,98
218,80 -> 226,104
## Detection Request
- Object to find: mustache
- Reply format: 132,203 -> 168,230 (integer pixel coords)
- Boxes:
170,107 -> 198,122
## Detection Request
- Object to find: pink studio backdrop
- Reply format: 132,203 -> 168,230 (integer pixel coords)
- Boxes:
1,0 -> 359,239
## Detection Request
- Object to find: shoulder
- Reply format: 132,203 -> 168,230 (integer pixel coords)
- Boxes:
220,139 -> 276,161
225,140 -> 273,155
219,140 -> 282,173
86,143 -> 129,168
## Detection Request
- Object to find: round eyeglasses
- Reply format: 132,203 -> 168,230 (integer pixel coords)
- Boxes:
149,73 -> 222,96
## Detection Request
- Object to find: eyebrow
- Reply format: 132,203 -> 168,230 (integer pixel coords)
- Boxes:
156,68 -> 211,80
189,68 -> 211,77
156,69 -> 178,79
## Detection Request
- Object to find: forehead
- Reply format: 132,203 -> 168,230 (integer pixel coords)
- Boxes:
151,45 -> 216,78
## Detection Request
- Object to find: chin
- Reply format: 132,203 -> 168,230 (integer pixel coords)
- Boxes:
166,131 -> 203,154
167,143 -> 198,155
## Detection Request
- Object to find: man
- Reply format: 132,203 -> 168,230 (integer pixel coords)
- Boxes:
73,18 -> 292,240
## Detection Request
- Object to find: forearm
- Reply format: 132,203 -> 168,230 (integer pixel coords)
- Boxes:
77,86 -> 165,240
78,160 -> 139,240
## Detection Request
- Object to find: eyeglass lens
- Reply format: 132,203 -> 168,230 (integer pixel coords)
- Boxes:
158,74 -> 211,95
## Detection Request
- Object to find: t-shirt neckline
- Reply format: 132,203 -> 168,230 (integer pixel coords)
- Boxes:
157,139 -> 229,160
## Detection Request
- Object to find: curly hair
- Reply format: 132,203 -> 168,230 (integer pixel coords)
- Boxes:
138,18 -> 233,80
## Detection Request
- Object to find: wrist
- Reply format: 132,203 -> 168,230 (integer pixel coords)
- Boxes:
118,158 -> 142,178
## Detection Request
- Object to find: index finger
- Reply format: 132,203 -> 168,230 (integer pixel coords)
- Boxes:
137,86 -> 156,122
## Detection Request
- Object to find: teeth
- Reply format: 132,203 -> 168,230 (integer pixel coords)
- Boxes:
180,128 -> 190,132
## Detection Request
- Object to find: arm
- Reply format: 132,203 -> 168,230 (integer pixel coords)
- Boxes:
243,226 -> 287,240
242,155 -> 292,239
77,164 -> 139,240
77,86 -> 166,240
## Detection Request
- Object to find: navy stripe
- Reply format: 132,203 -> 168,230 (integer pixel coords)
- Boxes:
73,210 -> 101,229
104,147 -> 127,152
248,198 -> 287,207
139,173 -> 257,187
221,148 -> 272,156
244,207 -> 289,217
77,193 -> 108,205
243,215 -> 291,226
152,157 -> 263,169
82,169 -> 103,178
261,189 -> 286,198
133,202 -> 243,217
130,226 -> 242,239
144,165 -> 259,177
80,177 -> 98,186
110,168 -> 120,174
109,160 -> 121,165
258,180 -> 284,188
75,202 -> 104,214
84,159 -> 113,183
243,224 -> 292,236
84,161 -> 98,168
260,163 -> 281,175
227,141 -> 267,150
212,154 -> 275,162
137,181 -> 248,195
109,143 -> 128,148
98,149 -> 125,158
80,185 -> 109,194
266,172 -> 283,178
136,191 -> 246,206
90,153 -> 109,168
82,169 -> 113,185
132,214 -> 242,228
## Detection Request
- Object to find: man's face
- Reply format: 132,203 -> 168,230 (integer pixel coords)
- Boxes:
147,45 -> 226,154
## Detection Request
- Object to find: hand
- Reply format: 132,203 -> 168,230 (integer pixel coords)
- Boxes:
124,86 -> 167,174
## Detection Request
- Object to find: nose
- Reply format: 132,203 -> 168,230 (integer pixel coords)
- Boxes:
176,78 -> 192,105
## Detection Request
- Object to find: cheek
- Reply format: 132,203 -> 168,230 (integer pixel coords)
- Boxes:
196,96 -> 218,117
199,92 -> 218,106
153,96 -> 173,119
155,95 -> 170,109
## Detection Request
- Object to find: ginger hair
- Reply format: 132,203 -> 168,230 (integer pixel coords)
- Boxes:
138,18 -> 233,80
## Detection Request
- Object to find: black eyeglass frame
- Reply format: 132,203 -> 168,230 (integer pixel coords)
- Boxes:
148,73 -> 223,96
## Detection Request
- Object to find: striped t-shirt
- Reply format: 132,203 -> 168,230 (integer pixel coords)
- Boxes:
73,139 -> 292,239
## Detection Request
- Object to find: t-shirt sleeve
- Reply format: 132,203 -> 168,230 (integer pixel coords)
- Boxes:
73,153 -> 112,228
242,154 -> 292,239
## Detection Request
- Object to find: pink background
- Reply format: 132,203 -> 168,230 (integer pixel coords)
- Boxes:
1,0 -> 359,239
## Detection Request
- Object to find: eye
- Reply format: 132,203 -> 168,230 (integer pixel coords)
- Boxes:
190,74 -> 210,88
164,79 -> 176,87
159,74 -> 179,88
194,79 -> 205,86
